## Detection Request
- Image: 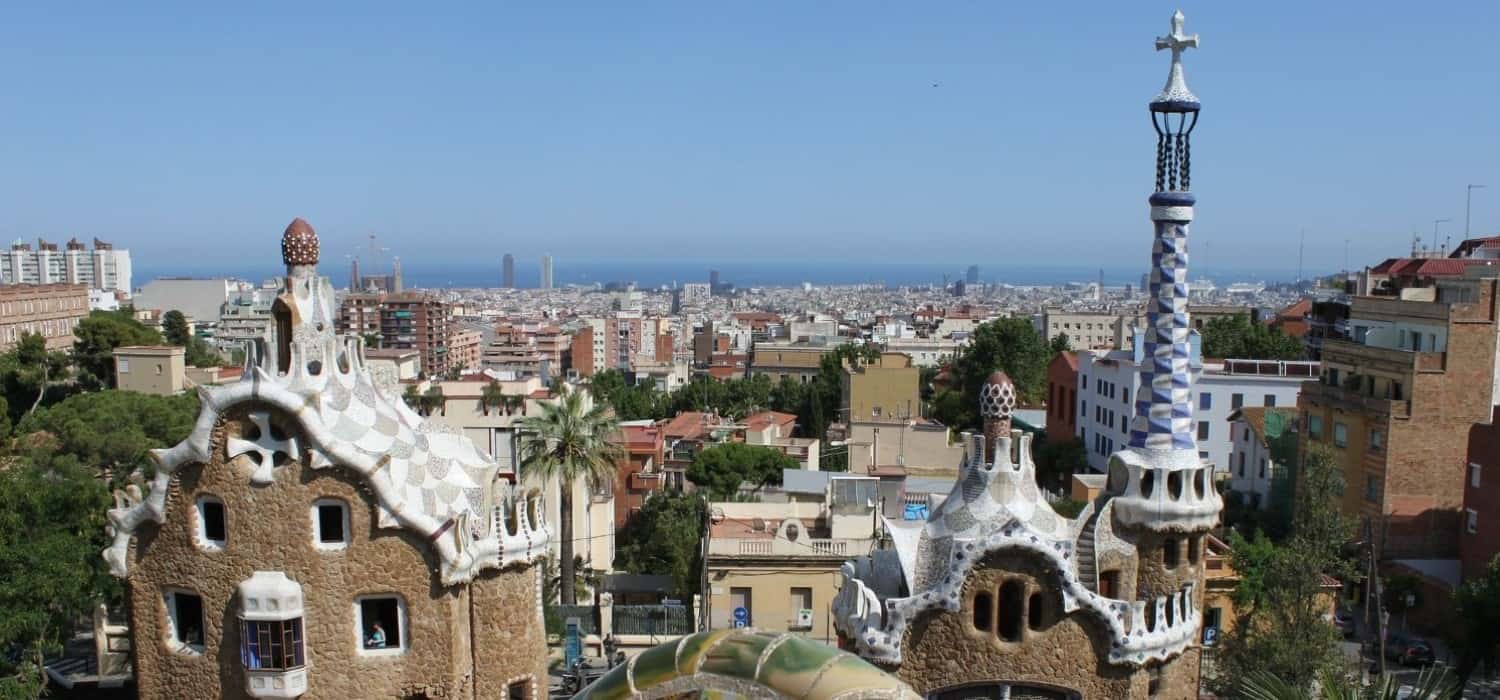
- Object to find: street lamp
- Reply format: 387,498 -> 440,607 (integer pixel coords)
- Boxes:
1469,184 -> 1487,238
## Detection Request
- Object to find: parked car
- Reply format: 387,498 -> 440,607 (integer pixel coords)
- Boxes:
1399,639 -> 1435,667
1383,634 -> 1412,661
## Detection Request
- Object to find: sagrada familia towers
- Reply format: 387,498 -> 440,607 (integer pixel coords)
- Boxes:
831,12 -> 1223,699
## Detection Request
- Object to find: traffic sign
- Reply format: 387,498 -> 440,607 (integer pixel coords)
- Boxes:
732,606 -> 749,628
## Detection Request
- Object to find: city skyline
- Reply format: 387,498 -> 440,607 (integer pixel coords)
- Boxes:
3,2 -> 1496,273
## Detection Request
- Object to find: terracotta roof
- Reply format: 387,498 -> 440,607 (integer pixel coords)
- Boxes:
743,411 -> 797,433
663,411 -> 715,440
1053,351 -> 1078,371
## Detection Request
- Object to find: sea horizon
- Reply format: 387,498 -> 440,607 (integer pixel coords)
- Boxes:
132,259 -> 1314,292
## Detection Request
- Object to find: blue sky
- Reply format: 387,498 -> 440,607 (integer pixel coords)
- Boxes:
2,2 -> 1496,277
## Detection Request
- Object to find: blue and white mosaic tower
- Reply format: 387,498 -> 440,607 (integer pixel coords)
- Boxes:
1110,11 -> 1221,531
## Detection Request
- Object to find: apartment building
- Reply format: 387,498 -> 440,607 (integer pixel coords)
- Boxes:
705,474 -> 880,641
749,340 -> 837,383
1045,351 -> 1079,445
2,237 -> 131,294
1300,274 -> 1500,560
841,352 -> 921,422
1225,407 -> 1298,510
0,283 -> 89,351
568,314 -> 674,377
448,328 -> 482,373
337,292 -> 451,376
1040,309 -> 1139,351
1075,337 -> 1315,474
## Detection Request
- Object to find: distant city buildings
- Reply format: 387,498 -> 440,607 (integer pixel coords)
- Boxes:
502,253 -> 515,288
0,283 -> 89,351
540,254 -> 553,290
2,237 -> 131,295
336,292 -> 453,377
965,264 -> 979,285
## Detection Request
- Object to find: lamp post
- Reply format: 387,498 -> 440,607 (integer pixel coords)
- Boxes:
1469,184 -> 1487,238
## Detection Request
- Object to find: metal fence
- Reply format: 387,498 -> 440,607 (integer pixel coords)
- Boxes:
613,605 -> 693,637
546,605 -> 598,636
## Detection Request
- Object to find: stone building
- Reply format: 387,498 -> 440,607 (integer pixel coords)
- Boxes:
0,282 -> 89,351
832,15 -> 1221,698
103,219 -> 551,700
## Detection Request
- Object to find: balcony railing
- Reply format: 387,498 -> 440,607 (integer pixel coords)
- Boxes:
1301,380 -> 1411,419
708,537 -> 875,558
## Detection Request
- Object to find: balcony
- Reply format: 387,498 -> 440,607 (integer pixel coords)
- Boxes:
1320,339 -> 1445,375
708,537 -> 876,559
1351,295 -> 1449,323
1301,380 -> 1411,420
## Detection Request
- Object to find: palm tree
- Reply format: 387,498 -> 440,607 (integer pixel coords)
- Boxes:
518,386 -> 621,605
481,380 -> 506,416
1237,666 -> 1460,700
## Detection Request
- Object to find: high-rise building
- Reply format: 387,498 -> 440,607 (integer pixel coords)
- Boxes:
540,255 -> 553,290
832,14 -> 1219,697
2,237 -> 132,295
349,257 -> 361,292
709,268 -> 721,293
337,291 -> 451,377
502,253 -> 515,288
965,264 -> 979,285
391,256 -> 404,294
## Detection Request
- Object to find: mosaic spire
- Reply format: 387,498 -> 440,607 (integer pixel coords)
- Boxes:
1131,11 -> 1200,452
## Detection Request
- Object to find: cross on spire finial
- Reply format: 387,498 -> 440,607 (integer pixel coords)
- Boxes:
1151,10 -> 1200,109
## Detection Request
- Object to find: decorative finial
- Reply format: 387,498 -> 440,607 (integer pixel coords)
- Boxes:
979,371 -> 1016,421
281,217 -> 319,268
1151,10 -> 1200,111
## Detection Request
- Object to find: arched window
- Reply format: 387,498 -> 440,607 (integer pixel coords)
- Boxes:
1027,592 -> 1044,631
998,581 -> 1024,642
972,592 -> 992,632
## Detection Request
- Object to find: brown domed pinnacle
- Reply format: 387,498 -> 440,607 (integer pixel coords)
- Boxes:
281,217 -> 319,267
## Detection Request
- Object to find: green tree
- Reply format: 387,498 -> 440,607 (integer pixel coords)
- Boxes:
1236,666 -> 1458,699
1201,314 -> 1305,361
588,369 -> 668,422
686,442 -> 794,500
935,318 -> 1052,430
0,458 -> 119,698
518,388 -> 621,605
614,491 -> 707,597
161,310 -> 192,346
1049,333 -> 1072,354
1449,555 -> 1500,688
481,380 -> 507,416
1212,446 -> 1357,695
72,310 -> 162,389
17,390 -> 199,482
1033,436 -> 1086,491
5,332 -> 72,417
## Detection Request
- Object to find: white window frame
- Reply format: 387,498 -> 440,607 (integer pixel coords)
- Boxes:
195,495 -> 226,551
163,588 -> 206,655
311,499 -> 351,550
1468,508 -> 1479,535
353,595 -> 407,657
118,358 -> 130,373
1472,463 -> 1483,489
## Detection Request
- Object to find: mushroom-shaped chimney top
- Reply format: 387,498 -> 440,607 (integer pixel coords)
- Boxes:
978,371 -> 1017,420
281,218 -> 319,267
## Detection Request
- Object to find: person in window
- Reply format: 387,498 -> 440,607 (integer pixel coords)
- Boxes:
366,621 -> 386,649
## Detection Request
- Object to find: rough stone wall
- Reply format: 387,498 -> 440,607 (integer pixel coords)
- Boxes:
895,552 -> 1200,699
1129,531 -> 1205,600
470,565 -> 550,699
126,407 -> 480,699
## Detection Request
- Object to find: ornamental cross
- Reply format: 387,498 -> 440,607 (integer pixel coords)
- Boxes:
1155,10 -> 1198,59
